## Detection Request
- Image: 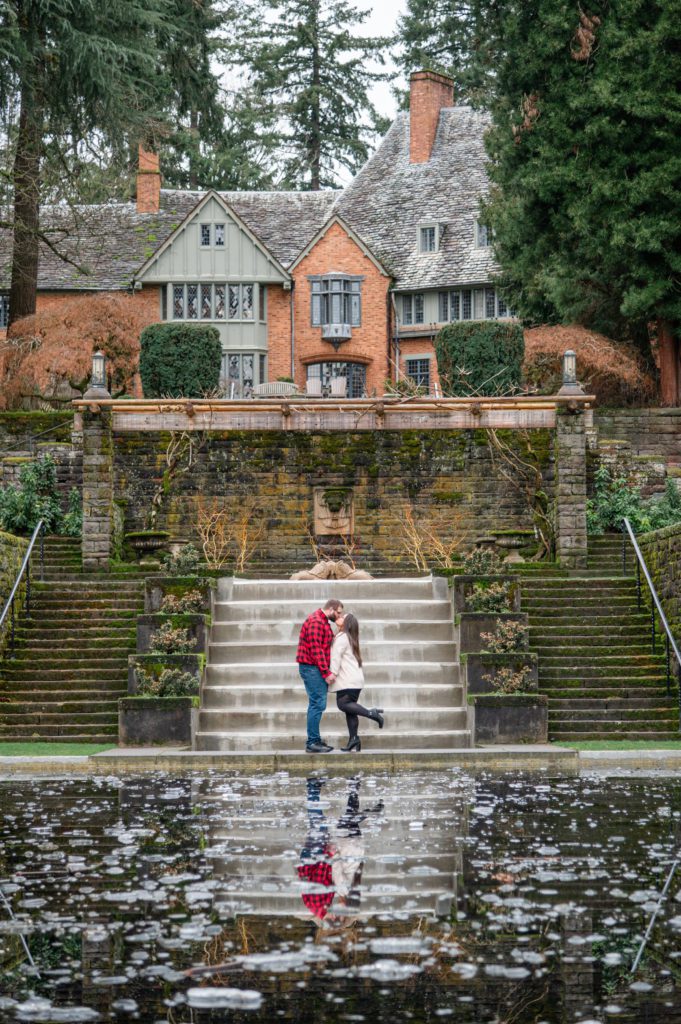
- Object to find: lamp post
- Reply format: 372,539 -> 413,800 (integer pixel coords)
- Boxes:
557,349 -> 585,397
83,350 -> 111,401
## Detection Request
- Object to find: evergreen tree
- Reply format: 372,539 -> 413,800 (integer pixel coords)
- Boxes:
479,0 -> 681,374
236,0 -> 390,190
0,0 -> 171,327
395,0 -> 485,102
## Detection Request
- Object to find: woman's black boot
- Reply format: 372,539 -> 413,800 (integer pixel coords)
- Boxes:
341,736 -> 361,752
369,708 -> 384,729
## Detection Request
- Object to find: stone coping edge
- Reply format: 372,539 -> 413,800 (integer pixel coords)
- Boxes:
0,746 -> 578,775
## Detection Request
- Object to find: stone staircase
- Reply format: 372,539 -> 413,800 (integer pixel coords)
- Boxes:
0,536 -> 143,742
198,774 -> 467,918
196,576 -> 469,752
524,534 -> 678,741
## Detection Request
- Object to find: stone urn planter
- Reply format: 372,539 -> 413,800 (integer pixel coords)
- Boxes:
118,696 -> 198,746
124,531 -> 170,559
470,693 -> 548,744
463,651 -> 538,695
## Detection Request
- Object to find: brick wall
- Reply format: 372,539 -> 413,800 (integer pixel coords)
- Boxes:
112,427 -> 554,570
289,221 -> 391,395
409,71 -> 455,164
399,337 -> 442,392
266,285 -> 292,381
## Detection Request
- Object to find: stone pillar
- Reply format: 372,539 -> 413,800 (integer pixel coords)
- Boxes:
555,410 -> 588,570
82,409 -> 113,571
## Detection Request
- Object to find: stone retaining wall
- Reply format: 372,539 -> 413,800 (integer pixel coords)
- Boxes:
111,428 -> 556,571
594,408 -> 681,459
638,522 -> 681,636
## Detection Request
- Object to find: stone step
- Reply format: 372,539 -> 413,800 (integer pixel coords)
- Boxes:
549,718 -> 678,734
225,577 -> 440,601
210,619 -> 456,644
214,599 -> 452,623
8,642 -> 132,655
209,888 -> 455,917
202,683 -> 465,711
0,689 -> 126,703
199,706 -> 468,734
540,678 -> 672,692
549,706 -> 678,722
194,729 -> 471,752
528,613 -> 650,627
538,653 -> 665,666
2,666 -> 126,681
0,710 -> 117,725
550,729 -> 681,741
0,679 -> 127,693
0,722 -> 118,737
208,640 -> 458,665
32,599 -> 142,610
0,699 -> 120,714
205,662 -> 460,686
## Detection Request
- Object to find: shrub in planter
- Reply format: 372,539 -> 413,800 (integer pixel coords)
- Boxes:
163,544 -> 203,575
136,667 -> 199,698
466,581 -> 512,613
159,589 -> 205,614
464,651 -> 538,695
435,321 -> 524,397
139,323 -> 221,398
482,663 -> 533,694
481,619 -> 529,653
148,622 -> 197,654
461,548 -> 503,575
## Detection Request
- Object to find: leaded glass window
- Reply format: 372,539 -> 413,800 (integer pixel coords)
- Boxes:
307,361 -> 366,399
259,286 -> 266,321
413,293 -> 424,323
173,285 -> 184,319
461,289 -> 472,320
438,292 -> 448,322
201,284 -> 212,319
450,291 -> 460,321
309,276 -> 362,326
420,226 -> 436,252
200,224 -> 211,246
402,294 -> 413,326
242,284 -> 253,320
406,358 -> 431,390
228,285 -> 240,319
0,294 -> 10,328
215,285 -> 225,319
215,223 -> 225,247
187,284 -> 198,319
485,287 -> 496,319
497,294 -> 508,317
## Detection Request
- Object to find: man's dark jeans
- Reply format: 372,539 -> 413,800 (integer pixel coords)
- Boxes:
298,663 -> 328,746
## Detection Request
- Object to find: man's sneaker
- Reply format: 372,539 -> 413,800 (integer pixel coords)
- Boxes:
306,742 -> 334,754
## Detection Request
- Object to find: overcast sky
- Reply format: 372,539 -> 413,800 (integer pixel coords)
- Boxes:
358,0 -> 407,120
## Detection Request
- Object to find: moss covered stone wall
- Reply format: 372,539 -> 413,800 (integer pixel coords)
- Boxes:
112,428 -> 554,570
638,523 -> 681,637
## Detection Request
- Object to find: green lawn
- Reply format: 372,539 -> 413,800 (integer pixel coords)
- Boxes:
554,740 -> 681,750
0,743 -> 115,756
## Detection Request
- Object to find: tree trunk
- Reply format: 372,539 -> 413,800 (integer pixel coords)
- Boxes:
309,0 -> 321,190
657,318 -> 680,407
8,79 -> 42,329
189,106 -> 199,191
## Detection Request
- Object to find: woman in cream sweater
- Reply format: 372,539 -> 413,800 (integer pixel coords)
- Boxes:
329,613 -> 384,752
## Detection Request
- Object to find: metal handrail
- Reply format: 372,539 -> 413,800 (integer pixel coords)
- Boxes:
0,418 -> 72,460
0,520 -> 45,658
622,517 -> 681,702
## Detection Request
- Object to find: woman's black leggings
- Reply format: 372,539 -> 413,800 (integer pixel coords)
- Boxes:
336,689 -> 372,739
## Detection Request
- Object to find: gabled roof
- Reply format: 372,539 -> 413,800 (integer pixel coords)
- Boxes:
335,108 -> 500,291
134,189 -> 290,282
288,214 -> 389,275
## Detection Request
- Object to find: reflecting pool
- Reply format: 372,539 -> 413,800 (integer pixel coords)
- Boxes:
1,770 -> 681,1022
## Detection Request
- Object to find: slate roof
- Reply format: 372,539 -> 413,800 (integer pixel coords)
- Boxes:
335,107 -> 500,291
0,106 -> 498,293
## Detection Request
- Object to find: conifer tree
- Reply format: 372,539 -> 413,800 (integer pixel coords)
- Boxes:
0,0 -> 171,326
395,0 -> 482,101
479,0 -> 681,392
236,0 -> 390,189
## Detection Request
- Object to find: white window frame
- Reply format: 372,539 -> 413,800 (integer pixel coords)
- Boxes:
418,221 -> 440,253
167,283 -> 259,322
309,275 -> 362,327
436,286 -> 512,323
400,293 -> 425,326
200,223 -> 211,247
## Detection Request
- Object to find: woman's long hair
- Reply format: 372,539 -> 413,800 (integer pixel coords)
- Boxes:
343,613 -> 362,667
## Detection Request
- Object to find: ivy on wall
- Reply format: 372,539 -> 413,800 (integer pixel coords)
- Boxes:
435,322 -> 524,397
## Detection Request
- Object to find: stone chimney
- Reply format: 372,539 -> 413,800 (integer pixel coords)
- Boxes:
409,70 -> 455,164
137,145 -> 161,214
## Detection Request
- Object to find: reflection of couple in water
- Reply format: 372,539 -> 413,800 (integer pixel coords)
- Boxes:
297,776 -> 383,928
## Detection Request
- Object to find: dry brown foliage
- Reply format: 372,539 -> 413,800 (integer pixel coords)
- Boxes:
512,93 -> 541,143
197,496 -> 266,572
571,9 -> 601,61
390,501 -> 467,572
0,293 -> 151,408
523,324 -> 656,406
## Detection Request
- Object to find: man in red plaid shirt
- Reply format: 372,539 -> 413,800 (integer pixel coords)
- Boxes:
297,599 -> 343,753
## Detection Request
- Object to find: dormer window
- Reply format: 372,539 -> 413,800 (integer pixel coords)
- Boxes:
475,221 -> 492,248
418,222 -> 439,253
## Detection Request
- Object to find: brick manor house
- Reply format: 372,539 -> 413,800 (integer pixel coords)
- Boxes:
0,71 -> 513,398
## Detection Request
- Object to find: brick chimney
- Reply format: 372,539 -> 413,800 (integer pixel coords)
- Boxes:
409,70 -> 455,164
137,145 -> 161,214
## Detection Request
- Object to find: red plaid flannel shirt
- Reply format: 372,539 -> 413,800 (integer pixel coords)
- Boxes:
296,609 -> 334,677
297,855 -> 334,919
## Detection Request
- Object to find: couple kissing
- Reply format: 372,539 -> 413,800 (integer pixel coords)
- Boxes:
296,599 -> 385,754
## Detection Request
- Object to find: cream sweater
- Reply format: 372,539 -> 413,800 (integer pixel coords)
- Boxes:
328,632 -> 365,692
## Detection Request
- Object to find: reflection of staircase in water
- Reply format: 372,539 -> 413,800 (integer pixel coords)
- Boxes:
196,576 -> 470,751
196,775 -> 470,919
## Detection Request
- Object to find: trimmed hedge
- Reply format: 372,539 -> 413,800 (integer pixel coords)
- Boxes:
435,321 -> 524,396
139,323 -> 222,398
